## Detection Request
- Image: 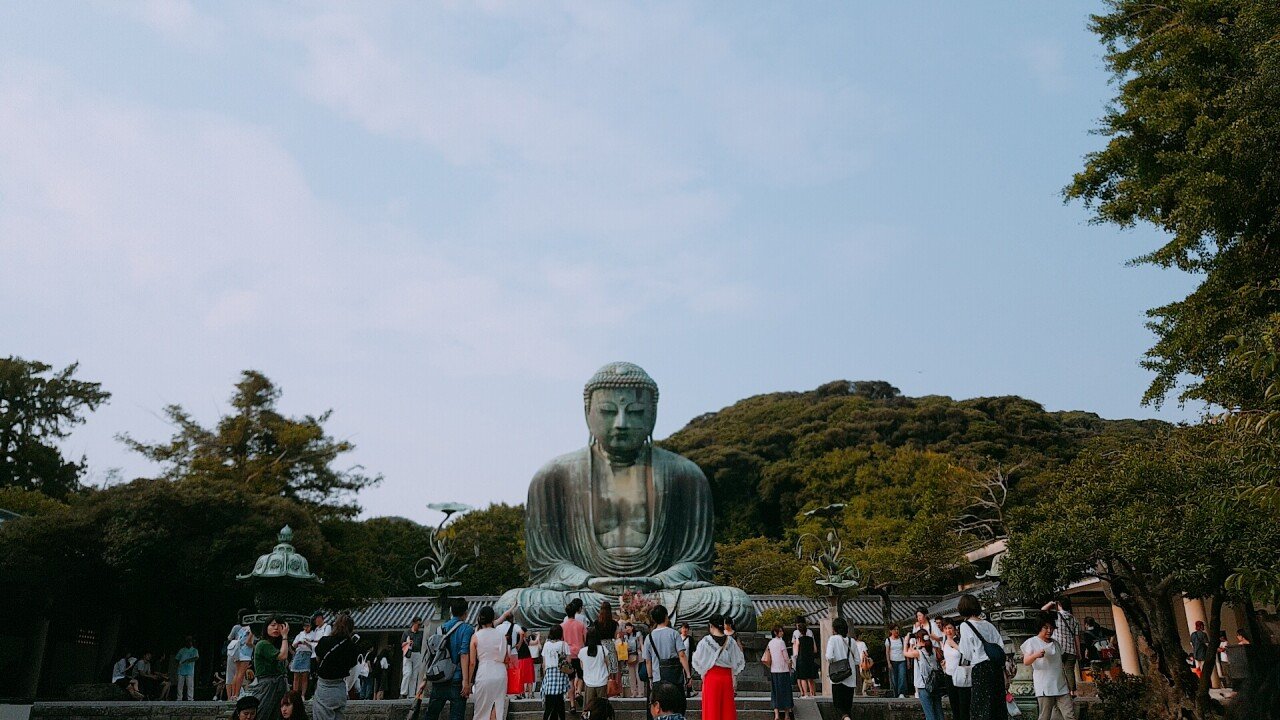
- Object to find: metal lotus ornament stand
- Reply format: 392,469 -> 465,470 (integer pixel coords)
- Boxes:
237,525 -> 323,626
415,502 -> 474,618
796,503 -> 862,698
797,503 -> 864,605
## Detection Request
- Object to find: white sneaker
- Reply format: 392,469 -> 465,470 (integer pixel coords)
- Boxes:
898,694 -> 906,698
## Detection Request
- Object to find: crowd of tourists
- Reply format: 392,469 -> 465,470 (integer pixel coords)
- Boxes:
389,597 -> 750,720
107,590 -> 1124,720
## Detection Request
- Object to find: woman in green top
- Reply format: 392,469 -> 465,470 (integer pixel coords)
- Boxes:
249,617 -> 291,720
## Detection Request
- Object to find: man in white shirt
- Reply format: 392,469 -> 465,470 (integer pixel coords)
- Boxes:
1021,615 -> 1075,720
111,652 -> 144,700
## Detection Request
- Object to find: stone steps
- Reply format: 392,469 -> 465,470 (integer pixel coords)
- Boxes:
506,695 -> 779,720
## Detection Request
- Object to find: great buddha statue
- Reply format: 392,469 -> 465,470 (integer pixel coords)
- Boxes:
498,362 -> 756,630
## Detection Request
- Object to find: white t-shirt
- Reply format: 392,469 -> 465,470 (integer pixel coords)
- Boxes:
941,641 -> 971,687
112,657 -> 134,683
1020,636 -> 1068,697
909,620 -> 943,647
791,628 -> 814,644
958,619 -> 1001,666
496,621 -> 524,655
885,636 -> 906,662
578,645 -> 611,688
825,635 -> 860,688
766,637 -> 791,673
543,640 -> 567,668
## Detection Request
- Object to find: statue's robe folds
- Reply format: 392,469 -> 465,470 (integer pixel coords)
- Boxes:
497,446 -> 756,630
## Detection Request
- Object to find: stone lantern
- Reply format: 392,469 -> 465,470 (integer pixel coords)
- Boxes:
237,525 -> 323,625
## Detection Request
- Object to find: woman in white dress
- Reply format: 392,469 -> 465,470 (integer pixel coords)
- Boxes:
470,607 -> 513,720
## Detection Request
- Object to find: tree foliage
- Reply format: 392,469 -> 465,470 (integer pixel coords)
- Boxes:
441,503 -> 527,596
0,357 -> 109,498
661,379 -> 1162,541
1001,427 -> 1280,720
1066,1 -> 1280,410
714,537 -> 813,596
0,477 -> 324,670
121,370 -> 379,516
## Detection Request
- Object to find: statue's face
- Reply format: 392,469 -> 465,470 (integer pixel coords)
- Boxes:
587,387 -> 657,457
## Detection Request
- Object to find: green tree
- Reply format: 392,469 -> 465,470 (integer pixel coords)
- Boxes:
1066,1 -> 1280,411
714,537 -> 812,596
442,503 -> 526,596
318,515 -> 435,602
790,446 -> 977,595
1001,428 -> 1280,720
0,357 -> 109,498
121,370 -> 379,516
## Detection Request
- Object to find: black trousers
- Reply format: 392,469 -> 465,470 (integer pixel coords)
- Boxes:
831,683 -> 854,719
543,693 -> 565,720
946,684 -> 971,720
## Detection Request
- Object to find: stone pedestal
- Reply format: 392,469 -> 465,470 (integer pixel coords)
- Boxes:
820,595 -> 839,699
989,606 -> 1040,719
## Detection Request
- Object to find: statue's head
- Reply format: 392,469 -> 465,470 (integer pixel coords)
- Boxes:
584,362 -> 659,462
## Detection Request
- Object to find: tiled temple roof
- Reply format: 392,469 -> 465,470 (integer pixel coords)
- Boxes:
340,593 -> 948,632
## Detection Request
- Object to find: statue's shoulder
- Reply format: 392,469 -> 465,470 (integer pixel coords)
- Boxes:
652,446 -> 708,482
531,447 -> 590,484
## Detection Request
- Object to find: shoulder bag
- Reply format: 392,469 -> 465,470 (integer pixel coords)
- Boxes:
962,620 -> 1006,666
648,632 -> 685,686
829,638 -> 854,683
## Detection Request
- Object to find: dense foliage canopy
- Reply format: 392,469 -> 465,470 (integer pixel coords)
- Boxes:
1002,426 -> 1280,719
663,379 -> 1163,594
0,357 -> 109,498
662,380 -> 1162,543
1067,0 -> 1280,411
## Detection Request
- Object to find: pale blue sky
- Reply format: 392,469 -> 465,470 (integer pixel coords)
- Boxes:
1,1 -> 1202,522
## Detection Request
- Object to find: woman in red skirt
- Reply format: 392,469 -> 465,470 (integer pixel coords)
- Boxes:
691,615 -> 746,720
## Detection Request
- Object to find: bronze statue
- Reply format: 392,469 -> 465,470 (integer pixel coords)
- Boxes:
498,362 -> 755,630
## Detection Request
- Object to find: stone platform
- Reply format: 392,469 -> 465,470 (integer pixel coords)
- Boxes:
26,694 -> 1098,720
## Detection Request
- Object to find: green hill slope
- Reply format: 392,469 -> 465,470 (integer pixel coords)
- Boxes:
660,380 -> 1166,545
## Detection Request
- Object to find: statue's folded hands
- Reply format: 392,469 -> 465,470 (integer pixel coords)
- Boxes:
588,576 -> 662,594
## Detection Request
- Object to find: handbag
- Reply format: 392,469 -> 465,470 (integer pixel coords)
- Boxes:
557,644 -> 576,677
829,638 -> 854,683
606,675 -> 623,697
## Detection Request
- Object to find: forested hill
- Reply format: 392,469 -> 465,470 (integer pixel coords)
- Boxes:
659,380 -> 1167,544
